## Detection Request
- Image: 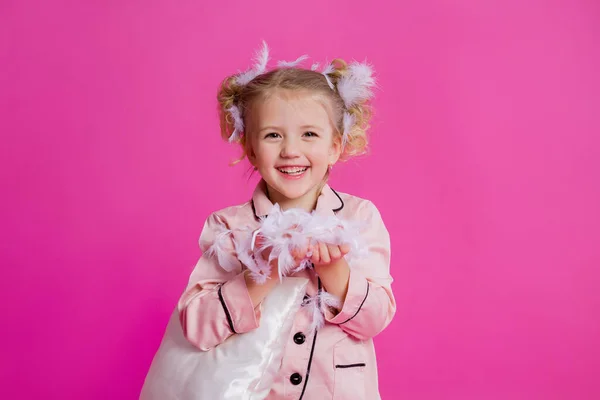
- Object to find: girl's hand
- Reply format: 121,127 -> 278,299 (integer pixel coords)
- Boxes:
311,242 -> 352,305
291,238 -> 311,266
310,242 -> 351,267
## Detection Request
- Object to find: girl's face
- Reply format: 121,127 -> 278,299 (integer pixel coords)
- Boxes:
247,89 -> 341,210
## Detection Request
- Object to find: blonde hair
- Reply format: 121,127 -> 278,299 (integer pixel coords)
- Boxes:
217,59 -> 373,163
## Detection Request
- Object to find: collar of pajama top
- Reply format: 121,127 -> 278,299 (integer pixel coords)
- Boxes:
251,179 -> 345,218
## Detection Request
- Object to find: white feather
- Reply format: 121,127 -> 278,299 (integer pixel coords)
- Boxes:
205,229 -> 239,272
255,204 -> 366,279
233,230 -> 274,284
319,290 -> 342,310
311,62 -> 320,71
302,293 -> 324,336
235,41 -> 270,86
254,40 -> 270,74
336,61 -> 375,108
254,253 -> 273,281
342,112 -> 355,147
277,54 -> 308,68
250,270 -> 270,285
226,104 -> 244,143
321,63 -> 335,90
209,202 -> 368,284
301,290 -> 341,335
322,63 -> 335,75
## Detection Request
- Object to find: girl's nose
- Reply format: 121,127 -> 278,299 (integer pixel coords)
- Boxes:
280,139 -> 301,158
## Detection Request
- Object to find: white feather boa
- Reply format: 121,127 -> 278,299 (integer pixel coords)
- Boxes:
205,205 -> 367,332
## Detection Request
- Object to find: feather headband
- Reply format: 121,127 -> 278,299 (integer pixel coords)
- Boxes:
226,41 -> 376,147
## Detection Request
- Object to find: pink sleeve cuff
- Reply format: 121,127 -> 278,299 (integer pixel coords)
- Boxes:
219,272 -> 260,333
325,268 -> 370,325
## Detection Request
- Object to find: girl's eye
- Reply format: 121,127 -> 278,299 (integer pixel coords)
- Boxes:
265,132 -> 281,139
304,131 -> 318,137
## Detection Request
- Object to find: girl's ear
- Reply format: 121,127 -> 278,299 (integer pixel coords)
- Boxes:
328,136 -> 342,165
246,138 -> 257,165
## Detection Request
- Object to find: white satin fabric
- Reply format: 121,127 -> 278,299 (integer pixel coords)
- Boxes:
140,277 -> 308,400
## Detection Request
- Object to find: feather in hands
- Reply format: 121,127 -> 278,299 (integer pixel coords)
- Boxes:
205,205 -> 367,331
254,204 -> 367,280
205,204 -> 368,282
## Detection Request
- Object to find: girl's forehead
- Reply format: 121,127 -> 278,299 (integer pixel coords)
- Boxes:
263,89 -> 324,106
253,90 -> 332,121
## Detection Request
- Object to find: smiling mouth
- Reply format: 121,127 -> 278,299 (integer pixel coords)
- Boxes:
277,166 -> 309,175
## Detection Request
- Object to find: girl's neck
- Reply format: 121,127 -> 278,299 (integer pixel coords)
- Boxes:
265,183 -> 321,213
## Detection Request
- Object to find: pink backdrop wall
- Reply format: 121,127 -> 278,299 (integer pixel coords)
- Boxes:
2,0 -> 599,399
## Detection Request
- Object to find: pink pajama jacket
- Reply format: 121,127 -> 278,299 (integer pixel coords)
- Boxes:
178,181 -> 396,399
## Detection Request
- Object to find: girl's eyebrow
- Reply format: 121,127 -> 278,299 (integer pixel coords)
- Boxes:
258,125 -> 323,133
258,125 -> 282,133
300,125 -> 322,131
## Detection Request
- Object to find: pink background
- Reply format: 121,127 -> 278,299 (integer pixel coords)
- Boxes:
1,0 -> 599,399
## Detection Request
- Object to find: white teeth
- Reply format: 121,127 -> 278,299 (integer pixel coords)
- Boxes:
277,167 -> 308,175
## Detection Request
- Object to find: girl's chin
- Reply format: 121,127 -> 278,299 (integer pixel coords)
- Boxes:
266,182 -> 319,204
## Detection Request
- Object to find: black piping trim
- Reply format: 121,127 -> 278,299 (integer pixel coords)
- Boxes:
340,281 -> 370,325
335,363 -> 366,369
298,278 -> 322,400
217,285 -> 237,334
250,187 -> 343,220
298,330 -> 317,399
330,188 -> 344,213
250,199 -> 261,222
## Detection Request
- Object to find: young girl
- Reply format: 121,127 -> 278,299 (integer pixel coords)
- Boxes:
178,43 -> 396,399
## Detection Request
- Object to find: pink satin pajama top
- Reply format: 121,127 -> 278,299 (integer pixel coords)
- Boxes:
178,181 -> 396,399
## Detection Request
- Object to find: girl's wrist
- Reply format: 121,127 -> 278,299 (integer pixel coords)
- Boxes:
314,258 -> 350,302
243,268 -> 279,308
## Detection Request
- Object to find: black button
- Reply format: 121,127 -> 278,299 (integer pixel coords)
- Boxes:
293,332 -> 306,345
290,373 -> 302,385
